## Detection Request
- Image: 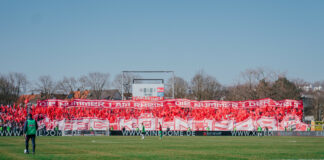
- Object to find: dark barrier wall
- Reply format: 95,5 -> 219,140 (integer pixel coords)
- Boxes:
1,130 -> 324,136
115,130 -> 324,136
0,130 -> 62,136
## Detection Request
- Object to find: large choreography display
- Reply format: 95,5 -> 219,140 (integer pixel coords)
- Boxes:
0,98 -> 307,131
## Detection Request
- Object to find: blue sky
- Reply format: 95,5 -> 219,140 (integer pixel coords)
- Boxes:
0,0 -> 323,85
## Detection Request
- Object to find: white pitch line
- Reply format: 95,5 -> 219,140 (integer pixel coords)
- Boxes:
91,140 -> 130,143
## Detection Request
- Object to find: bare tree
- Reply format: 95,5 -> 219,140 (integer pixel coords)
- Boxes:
311,90 -> 324,121
8,72 -> 28,96
305,81 -> 324,121
224,83 -> 251,101
240,67 -> 283,84
36,75 -> 56,99
112,73 -> 138,97
190,71 -> 222,100
83,72 -> 110,99
78,75 -> 89,92
291,78 -> 309,89
0,75 -> 17,104
165,76 -> 188,98
204,75 -> 223,100
0,73 -> 28,104
227,68 -> 284,100
56,77 -> 78,94
190,71 -> 204,100
255,79 -> 273,99
238,68 -> 264,100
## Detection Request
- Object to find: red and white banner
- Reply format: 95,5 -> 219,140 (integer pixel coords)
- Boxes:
37,98 -> 303,109
132,96 -> 164,101
278,114 -> 308,131
255,117 -> 278,130
235,118 -> 254,131
118,114 -> 307,131
38,118 -> 109,131
39,114 -> 307,131
214,119 -> 234,131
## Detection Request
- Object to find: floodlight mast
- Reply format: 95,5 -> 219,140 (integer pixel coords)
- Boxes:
121,71 -> 175,100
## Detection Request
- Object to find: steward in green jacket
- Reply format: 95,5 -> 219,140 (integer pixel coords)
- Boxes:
24,114 -> 38,154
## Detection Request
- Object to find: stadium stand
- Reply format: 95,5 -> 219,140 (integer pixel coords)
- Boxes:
0,100 -> 304,131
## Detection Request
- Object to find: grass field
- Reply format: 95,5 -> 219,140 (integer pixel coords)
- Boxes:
0,136 -> 323,160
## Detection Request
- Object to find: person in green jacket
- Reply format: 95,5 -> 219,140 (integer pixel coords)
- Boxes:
90,127 -> 95,136
24,114 -> 38,154
7,125 -> 10,132
307,125 -> 311,132
257,126 -> 262,137
141,123 -> 145,140
0,126 -> 2,132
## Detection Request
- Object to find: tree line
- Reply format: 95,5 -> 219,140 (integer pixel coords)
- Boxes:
166,68 -> 303,101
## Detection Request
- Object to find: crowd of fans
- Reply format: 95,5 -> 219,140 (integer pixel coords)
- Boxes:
0,104 -> 303,131
0,106 -> 26,132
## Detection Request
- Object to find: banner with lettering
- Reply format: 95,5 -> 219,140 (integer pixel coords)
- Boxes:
38,115 -> 308,131
38,118 -> 110,131
37,98 -> 303,109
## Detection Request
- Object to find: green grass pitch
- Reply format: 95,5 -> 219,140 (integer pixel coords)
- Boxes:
0,136 -> 323,160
